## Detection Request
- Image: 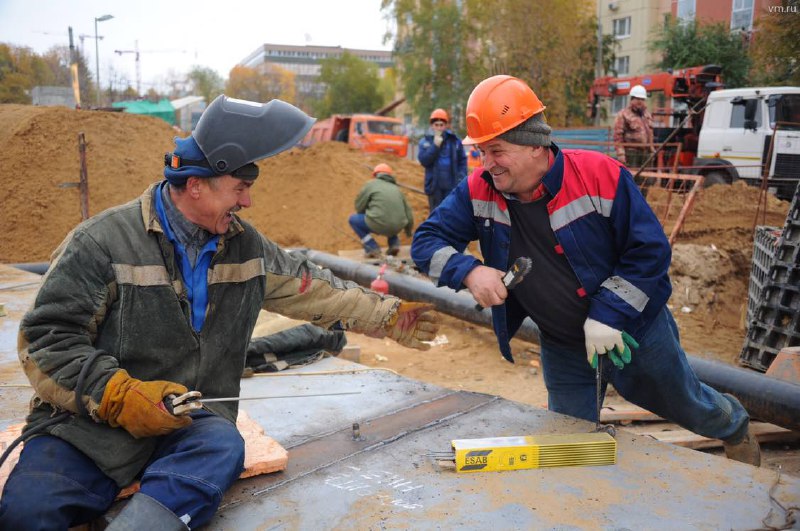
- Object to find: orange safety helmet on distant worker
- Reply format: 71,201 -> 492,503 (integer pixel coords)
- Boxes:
372,163 -> 393,176
463,75 -> 546,145
429,108 -> 449,123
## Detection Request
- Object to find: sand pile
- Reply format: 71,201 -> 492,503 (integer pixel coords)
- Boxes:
0,105 -> 426,263
247,141 -> 428,252
0,105 -> 175,262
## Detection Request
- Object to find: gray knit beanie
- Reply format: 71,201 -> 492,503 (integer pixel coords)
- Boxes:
498,112 -> 552,147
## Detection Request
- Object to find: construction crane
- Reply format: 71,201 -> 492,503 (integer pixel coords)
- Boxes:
114,41 -> 188,95
34,30 -> 102,54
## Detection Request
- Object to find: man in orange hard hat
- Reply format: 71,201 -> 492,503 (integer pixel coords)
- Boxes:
349,163 -> 414,258
411,75 -> 760,467
417,108 -> 468,213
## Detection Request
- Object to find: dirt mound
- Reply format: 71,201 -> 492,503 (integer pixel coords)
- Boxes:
0,104 -> 176,263
0,105 -> 427,263
657,182 -> 790,361
246,141 -> 428,252
673,181 -> 789,252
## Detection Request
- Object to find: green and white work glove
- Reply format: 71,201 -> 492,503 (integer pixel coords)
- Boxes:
583,318 -> 640,370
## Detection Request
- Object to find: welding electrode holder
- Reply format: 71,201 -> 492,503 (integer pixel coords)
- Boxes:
163,391 -> 204,416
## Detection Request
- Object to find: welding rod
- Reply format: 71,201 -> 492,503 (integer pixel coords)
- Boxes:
199,391 -> 361,403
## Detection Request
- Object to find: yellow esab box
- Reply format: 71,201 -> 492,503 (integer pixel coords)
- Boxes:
452,432 -> 616,473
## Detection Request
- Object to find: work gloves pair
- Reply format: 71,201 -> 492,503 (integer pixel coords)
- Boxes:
583,318 -> 639,370
97,369 -> 193,439
383,302 -> 440,350
433,132 -> 443,147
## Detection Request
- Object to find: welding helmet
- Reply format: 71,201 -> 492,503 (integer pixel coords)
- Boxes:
165,95 -> 315,184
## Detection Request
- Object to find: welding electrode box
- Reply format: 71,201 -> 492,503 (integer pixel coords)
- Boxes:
451,433 -> 617,473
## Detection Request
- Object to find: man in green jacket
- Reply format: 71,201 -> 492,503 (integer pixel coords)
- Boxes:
0,96 -> 439,529
349,163 -> 414,258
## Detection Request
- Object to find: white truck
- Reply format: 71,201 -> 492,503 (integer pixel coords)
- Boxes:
695,87 -> 800,200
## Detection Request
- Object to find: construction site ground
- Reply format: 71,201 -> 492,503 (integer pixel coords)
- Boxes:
1,104 -> 798,479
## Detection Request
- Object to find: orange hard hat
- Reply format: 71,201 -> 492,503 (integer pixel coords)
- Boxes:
463,75 -> 546,145
429,108 -> 449,123
373,163 -> 393,176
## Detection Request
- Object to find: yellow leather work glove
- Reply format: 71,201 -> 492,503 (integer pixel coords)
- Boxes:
385,302 -> 440,351
97,369 -> 192,439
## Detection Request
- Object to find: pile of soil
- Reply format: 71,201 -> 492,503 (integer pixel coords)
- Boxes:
0,104 -> 791,365
0,105 -> 427,263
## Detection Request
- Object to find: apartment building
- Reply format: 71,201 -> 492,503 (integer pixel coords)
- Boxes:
596,0 -> 781,120
239,43 -> 393,108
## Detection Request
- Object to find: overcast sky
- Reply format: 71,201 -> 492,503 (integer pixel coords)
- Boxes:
0,0 -> 394,92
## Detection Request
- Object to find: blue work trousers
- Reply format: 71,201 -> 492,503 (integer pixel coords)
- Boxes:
348,213 -> 399,251
0,411 -> 244,529
540,306 -> 749,443
427,188 -> 451,213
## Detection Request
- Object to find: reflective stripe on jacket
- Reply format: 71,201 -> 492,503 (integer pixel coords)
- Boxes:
411,144 -> 672,362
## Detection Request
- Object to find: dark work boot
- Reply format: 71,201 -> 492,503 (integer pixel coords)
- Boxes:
387,243 -> 400,256
364,247 -> 382,259
106,493 -> 189,530
723,424 -> 761,467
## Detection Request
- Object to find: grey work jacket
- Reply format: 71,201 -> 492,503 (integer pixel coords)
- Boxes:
18,182 -> 398,486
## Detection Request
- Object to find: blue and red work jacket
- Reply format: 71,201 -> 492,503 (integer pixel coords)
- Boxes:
411,144 -> 673,362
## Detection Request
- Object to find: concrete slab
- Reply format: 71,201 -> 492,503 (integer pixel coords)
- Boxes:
1,263 -> 797,529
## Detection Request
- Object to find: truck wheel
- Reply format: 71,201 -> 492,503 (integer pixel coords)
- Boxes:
703,170 -> 729,187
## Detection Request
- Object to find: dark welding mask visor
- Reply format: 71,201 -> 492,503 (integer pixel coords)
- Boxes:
230,162 -> 259,180
193,96 -> 315,176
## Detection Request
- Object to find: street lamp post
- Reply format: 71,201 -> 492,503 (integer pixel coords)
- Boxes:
94,14 -> 114,107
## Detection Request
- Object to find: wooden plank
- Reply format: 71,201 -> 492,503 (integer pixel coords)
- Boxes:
600,403 -> 663,424
622,421 -> 799,449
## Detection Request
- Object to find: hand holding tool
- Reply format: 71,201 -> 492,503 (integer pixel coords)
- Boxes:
97,369 -> 192,438
475,256 -> 532,311
583,318 -> 639,369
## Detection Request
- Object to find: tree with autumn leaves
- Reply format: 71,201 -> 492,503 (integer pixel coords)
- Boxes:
225,64 -> 295,105
382,0 -> 603,130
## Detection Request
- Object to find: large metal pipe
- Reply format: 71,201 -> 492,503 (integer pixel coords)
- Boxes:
301,249 -> 800,431
301,249 -> 540,340
688,357 -> 800,432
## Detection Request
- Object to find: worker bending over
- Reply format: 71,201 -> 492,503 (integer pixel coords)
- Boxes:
411,75 -> 760,467
349,163 -> 414,258
0,96 -> 439,529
